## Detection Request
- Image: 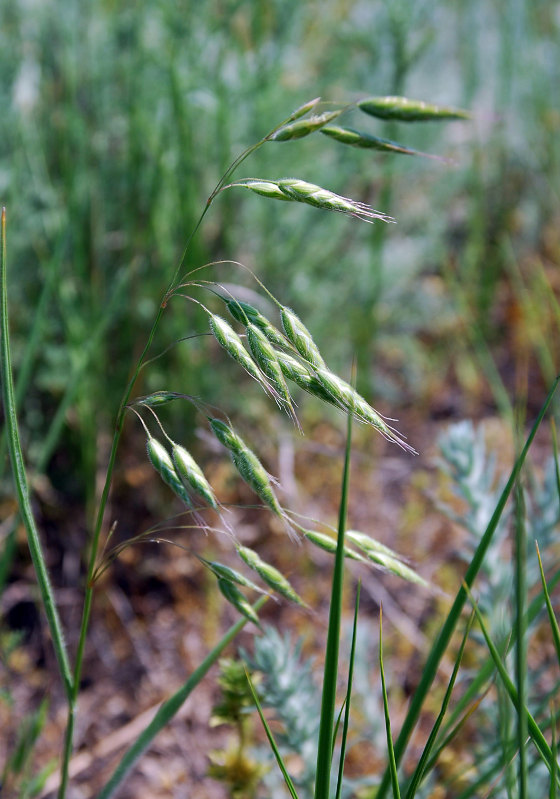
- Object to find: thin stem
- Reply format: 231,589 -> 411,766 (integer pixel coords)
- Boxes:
0,208 -> 74,701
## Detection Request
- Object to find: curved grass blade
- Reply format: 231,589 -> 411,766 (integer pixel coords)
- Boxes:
244,667 -> 300,799
314,407 -> 353,799
97,596 -> 266,799
375,375 -> 560,799
379,607 -> 401,799
0,208 -> 73,701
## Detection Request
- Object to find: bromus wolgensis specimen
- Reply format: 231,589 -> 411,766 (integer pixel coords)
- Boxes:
1,93 -> 477,797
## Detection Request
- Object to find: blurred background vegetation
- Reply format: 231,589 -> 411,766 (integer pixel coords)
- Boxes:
1,0 -> 559,795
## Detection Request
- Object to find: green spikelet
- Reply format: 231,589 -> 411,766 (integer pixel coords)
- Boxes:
146,437 -> 193,507
171,443 -> 218,510
270,110 -> 342,141
209,313 -> 265,385
236,546 -> 306,606
280,306 -> 325,368
246,323 -> 295,416
358,95 -> 469,122
218,579 -> 262,628
225,298 -> 287,348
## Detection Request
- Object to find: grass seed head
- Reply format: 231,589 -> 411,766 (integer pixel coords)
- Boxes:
246,323 -> 295,414
146,437 -> 193,507
277,178 -> 394,223
218,579 -> 262,628
280,306 -> 326,368
226,299 -> 287,348
244,180 -> 292,201
236,546 -> 305,606
270,110 -> 342,141
171,443 -> 218,510
358,95 -> 470,122
207,561 -> 266,594
276,351 -> 339,404
209,418 -> 245,452
231,448 -> 284,518
287,96 -> 321,121
209,313 -> 265,385
303,529 -> 366,561
321,125 -> 426,156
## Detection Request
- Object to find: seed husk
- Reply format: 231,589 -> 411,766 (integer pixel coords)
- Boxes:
236,546 -> 306,606
246,323 -> 295,415
270,110 -> 342,141
276,178 -> 394,223
209,313 -> 266,386
225,298 -> 287,349
135,391 -> 184,407
280,306 -> 325,368
146,437 -> 193,507
244,181 -> 292,201
276,351 -> 338,404
303,529 -> 366,562
218,579 -> 262,627
358,95 -> 470,122
203,559 -> 267,595
286,96 -> 321,122
321,125 -> 432,157
171,443 -> 218,510
345,530 -> 428,587
208,419 -> 288,525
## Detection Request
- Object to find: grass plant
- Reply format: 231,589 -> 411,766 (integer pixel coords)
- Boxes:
1,4 -> 560,796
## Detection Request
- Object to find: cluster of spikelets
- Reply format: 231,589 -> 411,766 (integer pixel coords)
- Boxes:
130,93 -> 468,622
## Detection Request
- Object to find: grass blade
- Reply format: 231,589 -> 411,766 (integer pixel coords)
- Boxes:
536,543 -> 560,668
465,584 -> 560,782
514,483 -> 528,798
334,581 -> 361,799
379,607 -> 401,799
314,408 -> 353,799
245,667 -> 300,799
0,207 -> 73,701
97,596 -> 266,799
404,611 -> 475,798
551,705 -> 558,799
375,375 -> 560,799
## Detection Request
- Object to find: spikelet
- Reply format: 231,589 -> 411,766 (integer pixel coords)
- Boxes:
243,181 -> 292,201
209,313 -> 266,386
202,559 -> 267,595
236,546 -> 306,606
280,306 -> 326,368
225,298 -> 287,349
303,529 -> 366,562
275,351 -> 338,405
358,95 -> 469,122
314,367 -> 415,452
218,579 -> 262,627
321,125 -> 432,157
208,418 -> 298,539
171,443 -> 218,510
270,110 -> 342,141
146,437 -> 193,507
345,530 -> 428,587
245,322 -> 296,419
286,96 -> 321,122
277,178 -> 394,223
135,391 -> 184,407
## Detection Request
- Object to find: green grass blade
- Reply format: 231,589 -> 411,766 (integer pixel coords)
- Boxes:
551,705 -> 558,799
404,611 -> 475,798
379,607 -> 401,799
0,208 -> 73,701
536,543 -> 560,668
514,483 -> 528,798
465,584 -> 560,782
314,409 -> 353,799
376,376 -> 560,799
335,581 -> 361,799
245,667 -> 300,799
97,596 -> 266,799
